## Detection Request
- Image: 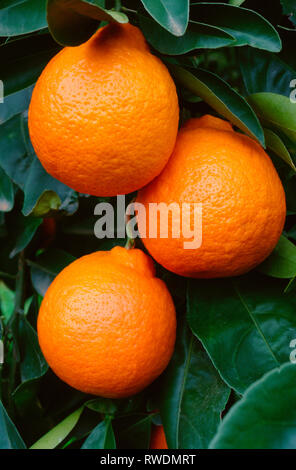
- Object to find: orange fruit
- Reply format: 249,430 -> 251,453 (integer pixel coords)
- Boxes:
137,115 -> 286,278
28,23 -> 179,197
150,425 -> 168,449
37,246 -> 176,397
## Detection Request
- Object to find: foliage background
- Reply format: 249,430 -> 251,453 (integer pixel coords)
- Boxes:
1,0 -> 296,449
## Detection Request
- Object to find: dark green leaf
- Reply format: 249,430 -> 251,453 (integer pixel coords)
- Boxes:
116,414 -> 152,449
18,314 -> 48,382
239,47 -> 296,97
281,0 -> 296,26
29,248 -> 75,296
81,416 -> 116,449
259,236 -> 296,279
160,318 -> 230,449
170,64 -> 265,146
47,0 -> 128,47
31,406 -> 84,449
264,128 -> 296,171
10,216 -> 42,258
0,401 -> 26,449
140,0 -> 189,36
1,34 -> 59,97
211,364 -> 296,449
0,281 -> 14,322
0,167 -> 14,212
190,2 -> 281,52
140,15 -> 235,54
248,92 -> 296,144
187,275 -> 296,393
0,86 -> 33,124
0,0 -> 47,36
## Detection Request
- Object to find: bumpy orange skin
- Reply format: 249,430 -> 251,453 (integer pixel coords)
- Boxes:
150,425 -> 168,449
37,247 -> 176,397
137,115 -> 286,278
28,23 -> 179,197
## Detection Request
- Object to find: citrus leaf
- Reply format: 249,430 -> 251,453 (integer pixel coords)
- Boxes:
10,216 -> 42,259
0,86 -> 34,124
0,34 -> 59,97
31,406 -> 84,449
210,364 -> 296,449
159,318 -> 230,449
140,15 -> 235,54
281,0 -> 296,26
18,314 -> 48,382
0,401 -> 26,449
258,236 -> 296,279
140,0 -> 189,36
29,248 -> 75,296
81,416 -> 116,449
0,0 -> 47,36
0,281 -> 15,322
239,47 -> 296,97
264,128 -> 296,171
248,92 -> 296,144
190,2 -> 281,52
187,275 -> 296,393
170,64 -> 265,146
47,0 -> 128,46
0,167 -> 14,212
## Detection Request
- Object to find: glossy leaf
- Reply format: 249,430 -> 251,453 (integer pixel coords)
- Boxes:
31,406 -> 84,449
10,216 -> 42,258
140,15 -> 235,54
81,417 -> 116,449
211,364 -> 296,449
0,281 -> 14,322
0,401 -> 26,449
18,314 -> 48,382
187,275 -> 296,393
190,2 -> 281,52
0,0 -> 47,36
140,0 -> 189,36
170,65 -> 265,146
264,128 -> 296,171
239,47 -> 296,97
29,248 -> 75,296
160,318 -> 230,449
248,92 -> 296,144
1,34 -> 59,97
0,86 -> 34,124
0,167 -> 14,212
259,236 -> 296,279
47,0 -> 128,46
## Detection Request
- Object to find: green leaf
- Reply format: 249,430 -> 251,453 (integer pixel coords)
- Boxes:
239,48 -> 296,97
0,86 -> 33,124
140,0 -> 189,36
1,34 -> 59,97
29,248 -> 75,296
31,406 -> 84,449
0,167 -> 14,212
0,115 -> 78,216
187,275 -> 296,393
117,414 -> 153,449
229,0 -> 245,5
170,64 -> 265,146
0,0 -> 47,36
211,364 -> 296,449
264,128 -> 296,171
18,314 -> 48,382
0,281 -> 15,322
259,236 -> 296,279
10,216 -> 42,258
81,416 -> 116,449
248,92 -> 296,144
190,2 -> 281,52
0,401 -> 26,449
281,0 -> 296,26
140,15 -> 235,54
47,0 -> 128,47
160,318 -> 230,449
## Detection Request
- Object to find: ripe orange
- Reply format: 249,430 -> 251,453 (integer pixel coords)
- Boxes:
150,425 -> 168,449
137,115 -> 286,278
37,247 -> 176,397
28,23 -> 179,197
